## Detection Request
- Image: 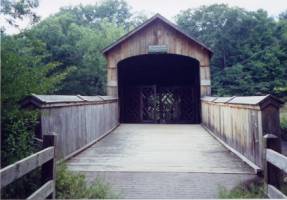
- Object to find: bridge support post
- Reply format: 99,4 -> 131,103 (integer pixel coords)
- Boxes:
42,133 -> 57,199
263,134 -> 281,192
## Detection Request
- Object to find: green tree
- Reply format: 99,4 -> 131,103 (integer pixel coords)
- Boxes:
57,0 -> 132,29
176,5 -> 287,97
1,0 -> 40,28
56,20 -> 125,95
28,5 -> 126,95
1,33 -> 72,166
274,11 -> 287,99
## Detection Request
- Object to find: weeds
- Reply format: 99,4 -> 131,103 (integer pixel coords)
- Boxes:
219,181 -> 265,199
56,164 -> 119,199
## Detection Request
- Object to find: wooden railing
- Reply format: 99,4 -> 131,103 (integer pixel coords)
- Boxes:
22,95 -> 119,160
264,134 -> 287,199
201,95 -> 282,172
0,134 -> 56,199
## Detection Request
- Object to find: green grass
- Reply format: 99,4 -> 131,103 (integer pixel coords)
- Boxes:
218,181 -> 265,199
56,164 -> 119,199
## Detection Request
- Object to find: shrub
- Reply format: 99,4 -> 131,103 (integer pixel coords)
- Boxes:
1,34 -> 72,167
281,116 -> 287,140
56,164 -> 118,199
219,181 -> 265,199
1,110 -> 39,167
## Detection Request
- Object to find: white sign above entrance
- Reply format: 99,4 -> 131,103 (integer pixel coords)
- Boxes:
148,45 -> 168,54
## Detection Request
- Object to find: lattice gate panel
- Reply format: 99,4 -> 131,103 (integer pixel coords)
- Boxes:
141,86 -> 156,123
157,87 -> 179,123
175,87 -> 196,123
122,86 -> 198,123
123,87 -> 141,123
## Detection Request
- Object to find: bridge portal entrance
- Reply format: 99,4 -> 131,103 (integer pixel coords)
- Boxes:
118,54 -> 200,124
103,14 -> 212,124
124,85 -> 196,123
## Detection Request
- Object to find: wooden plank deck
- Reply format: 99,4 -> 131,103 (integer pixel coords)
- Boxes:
66,124 -> 257,198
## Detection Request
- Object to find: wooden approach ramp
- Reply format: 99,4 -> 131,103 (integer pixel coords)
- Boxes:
66,124 -> 257,198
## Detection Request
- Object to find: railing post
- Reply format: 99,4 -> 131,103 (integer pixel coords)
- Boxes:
42,133 -> 56,199
264,134 -> 281,194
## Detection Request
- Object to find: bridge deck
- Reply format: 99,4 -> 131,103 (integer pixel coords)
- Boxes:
67,124 -> 257,198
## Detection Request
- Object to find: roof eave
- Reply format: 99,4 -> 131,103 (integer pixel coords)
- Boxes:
258,94 -> 284,109
102,14 -> 213,56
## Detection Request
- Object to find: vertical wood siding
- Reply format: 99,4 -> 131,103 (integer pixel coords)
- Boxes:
105,20 -> 211,97
201,97 -> 281,169
41,101 -> 119,160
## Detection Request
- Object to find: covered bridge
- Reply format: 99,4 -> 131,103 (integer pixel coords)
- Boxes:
103,14 -> 212,124
16,14 -> 286,199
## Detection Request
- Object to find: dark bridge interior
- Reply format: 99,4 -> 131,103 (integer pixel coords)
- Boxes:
118,54 -> 200,124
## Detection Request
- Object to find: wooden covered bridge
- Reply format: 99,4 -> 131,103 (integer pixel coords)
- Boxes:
3,14 -> 286,199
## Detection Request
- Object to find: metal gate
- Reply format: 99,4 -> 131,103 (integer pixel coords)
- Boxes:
122,85 -> 199,124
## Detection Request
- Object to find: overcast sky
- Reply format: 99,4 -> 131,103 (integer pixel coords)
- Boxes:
36,0 -> 287,19
2,0 -> 287,34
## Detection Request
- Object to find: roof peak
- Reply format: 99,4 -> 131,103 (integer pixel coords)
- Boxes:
102,14 -> 213,55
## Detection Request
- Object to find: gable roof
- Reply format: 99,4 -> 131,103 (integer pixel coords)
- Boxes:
102,13 -> 213,55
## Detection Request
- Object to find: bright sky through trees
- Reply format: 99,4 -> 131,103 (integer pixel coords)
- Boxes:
2,0 -> 287,34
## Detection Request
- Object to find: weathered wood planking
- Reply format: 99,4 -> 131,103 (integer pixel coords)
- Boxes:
0,147 -> 54,188
267,184 -> 287,199
201,95 -> 282,169
0,133 -> 56,199
67,124 -> 253,173
264,134 -> 286,198
40,100 -> 119,160
27,180 -> 54,200
104,15 -> 212,97
41,134 -> 56,198
266,149 -> 287,173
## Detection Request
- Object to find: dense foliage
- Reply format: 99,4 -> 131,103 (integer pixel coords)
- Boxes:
176,5 -> 287,98
1,2 -> 71,198
1,33 -> 72,166
29,17 -> 125,95
25,0 -> 146,95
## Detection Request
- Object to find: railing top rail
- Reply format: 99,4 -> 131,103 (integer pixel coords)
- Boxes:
267,184 -> 287,199
0,146 -> 54,188
266,149 -> 287,173
21,94 -> 118,108
27,180 -> 55,200
201,94 -> 283,108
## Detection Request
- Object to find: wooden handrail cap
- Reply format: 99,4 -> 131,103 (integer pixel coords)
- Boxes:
264,134 -> 278,139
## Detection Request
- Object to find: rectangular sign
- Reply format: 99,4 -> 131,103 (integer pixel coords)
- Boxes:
148,45 -> 168,54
